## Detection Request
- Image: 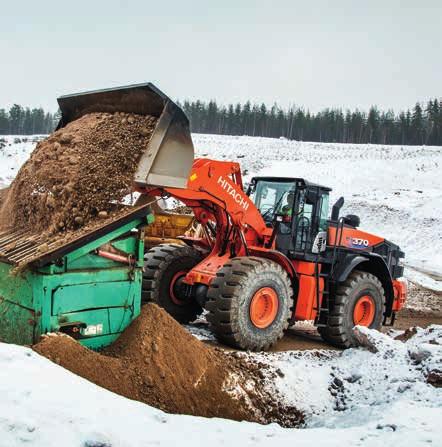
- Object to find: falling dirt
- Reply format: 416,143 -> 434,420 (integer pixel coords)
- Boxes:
0,188 -> 8,208
0,112 -> 157,239
34,303 -> 303,427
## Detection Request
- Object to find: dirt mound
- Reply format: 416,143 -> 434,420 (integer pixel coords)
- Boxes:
34,304 -> 303,427
0,112 -> 156,236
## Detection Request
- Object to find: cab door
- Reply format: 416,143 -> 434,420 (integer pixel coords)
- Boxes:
277,187 -> 329,257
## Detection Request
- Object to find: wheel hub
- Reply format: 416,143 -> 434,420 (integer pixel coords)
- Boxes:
353,295 -> 376,326
169,270 -> 187,306
249,287 -> 279,329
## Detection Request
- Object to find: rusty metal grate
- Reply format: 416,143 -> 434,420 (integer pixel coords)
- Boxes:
0,229 -> 50,266
0,203 -> 152,268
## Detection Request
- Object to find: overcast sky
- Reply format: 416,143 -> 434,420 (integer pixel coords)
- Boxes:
1,0 -> 441,112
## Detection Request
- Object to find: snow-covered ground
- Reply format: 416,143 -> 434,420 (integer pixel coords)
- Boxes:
192,134 -> 442,292
0,135 -> 441,446
260,326 -> 442,429
0,136 -> 44,187
0,326 -> 441,446
1,134 -> 441,291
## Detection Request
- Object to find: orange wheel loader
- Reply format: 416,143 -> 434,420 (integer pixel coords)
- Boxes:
140,161 -> 407,350
55,82 -> 407,351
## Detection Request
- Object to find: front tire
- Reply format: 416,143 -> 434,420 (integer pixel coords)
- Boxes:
143,243 -> 203,323
206,257 -> 294,351
318,271 -> 385,348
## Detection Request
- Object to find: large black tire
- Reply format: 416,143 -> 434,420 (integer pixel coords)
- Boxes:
318,271 -> 385,348
206,257 -> 294,351
143,243 -> 203,323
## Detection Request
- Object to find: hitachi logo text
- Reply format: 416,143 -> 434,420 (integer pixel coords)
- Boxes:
217,176 -> 249,211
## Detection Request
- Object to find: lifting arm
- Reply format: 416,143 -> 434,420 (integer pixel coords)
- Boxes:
140,158 -> 272,249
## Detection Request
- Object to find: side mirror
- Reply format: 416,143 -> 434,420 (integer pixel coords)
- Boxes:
343,214 -> 360,228
305,189 -> 317,204
331,197 -> 344,221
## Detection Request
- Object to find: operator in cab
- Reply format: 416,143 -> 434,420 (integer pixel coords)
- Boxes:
281,191 -> 294,221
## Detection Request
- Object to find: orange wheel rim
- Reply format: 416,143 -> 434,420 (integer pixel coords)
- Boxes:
353,295 -> 376,326
169,270 -> 187,306
249,287 -> 279,329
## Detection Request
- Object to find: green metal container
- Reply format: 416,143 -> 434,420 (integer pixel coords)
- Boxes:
0,81 -> 196,350
0,207 -> 153,350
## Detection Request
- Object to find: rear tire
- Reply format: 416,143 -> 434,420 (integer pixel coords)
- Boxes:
318,271 -> 385,348
143,243 -> 203,323
206,257 -> 293,351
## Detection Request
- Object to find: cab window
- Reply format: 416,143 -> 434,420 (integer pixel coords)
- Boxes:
249,180 -> 296,219
318,194 -> 329,231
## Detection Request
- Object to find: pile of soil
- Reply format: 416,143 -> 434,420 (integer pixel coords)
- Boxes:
0,112 -> 157,237
34,303 -> 303,427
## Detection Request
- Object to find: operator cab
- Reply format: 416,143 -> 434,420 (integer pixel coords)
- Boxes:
247,177 -> 331,259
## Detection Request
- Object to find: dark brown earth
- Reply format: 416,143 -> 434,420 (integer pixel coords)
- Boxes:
405,281 -> 442,313
391,307 -> 442,330
34,303 -> 303,427
267,308 -> 442,352
0,112 -> 156,239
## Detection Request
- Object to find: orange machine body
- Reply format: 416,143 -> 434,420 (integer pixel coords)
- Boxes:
140,157 -> 404,323
328,225 -> 385,251
142,158 -> 276,283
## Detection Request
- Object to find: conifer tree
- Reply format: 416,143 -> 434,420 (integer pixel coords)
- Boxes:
411,103 -> 424,145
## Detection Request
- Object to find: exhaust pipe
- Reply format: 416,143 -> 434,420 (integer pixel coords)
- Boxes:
331,196 -> 344,221
56,82 -> 194,189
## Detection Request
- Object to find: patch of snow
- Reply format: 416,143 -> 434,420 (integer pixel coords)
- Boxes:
184,323 -> 216,341
0,136 -> 45,188
266,350 -> 338,417
405,267 -> 442,293
252,326 -> 442,434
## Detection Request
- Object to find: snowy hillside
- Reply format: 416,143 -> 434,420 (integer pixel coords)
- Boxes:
1,134 -> 441,291
192,134 -> 442,292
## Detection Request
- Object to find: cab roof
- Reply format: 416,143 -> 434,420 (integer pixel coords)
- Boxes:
250,176 -> 332,192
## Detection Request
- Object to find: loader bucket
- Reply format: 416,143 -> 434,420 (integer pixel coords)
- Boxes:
56,82 -> 194,189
